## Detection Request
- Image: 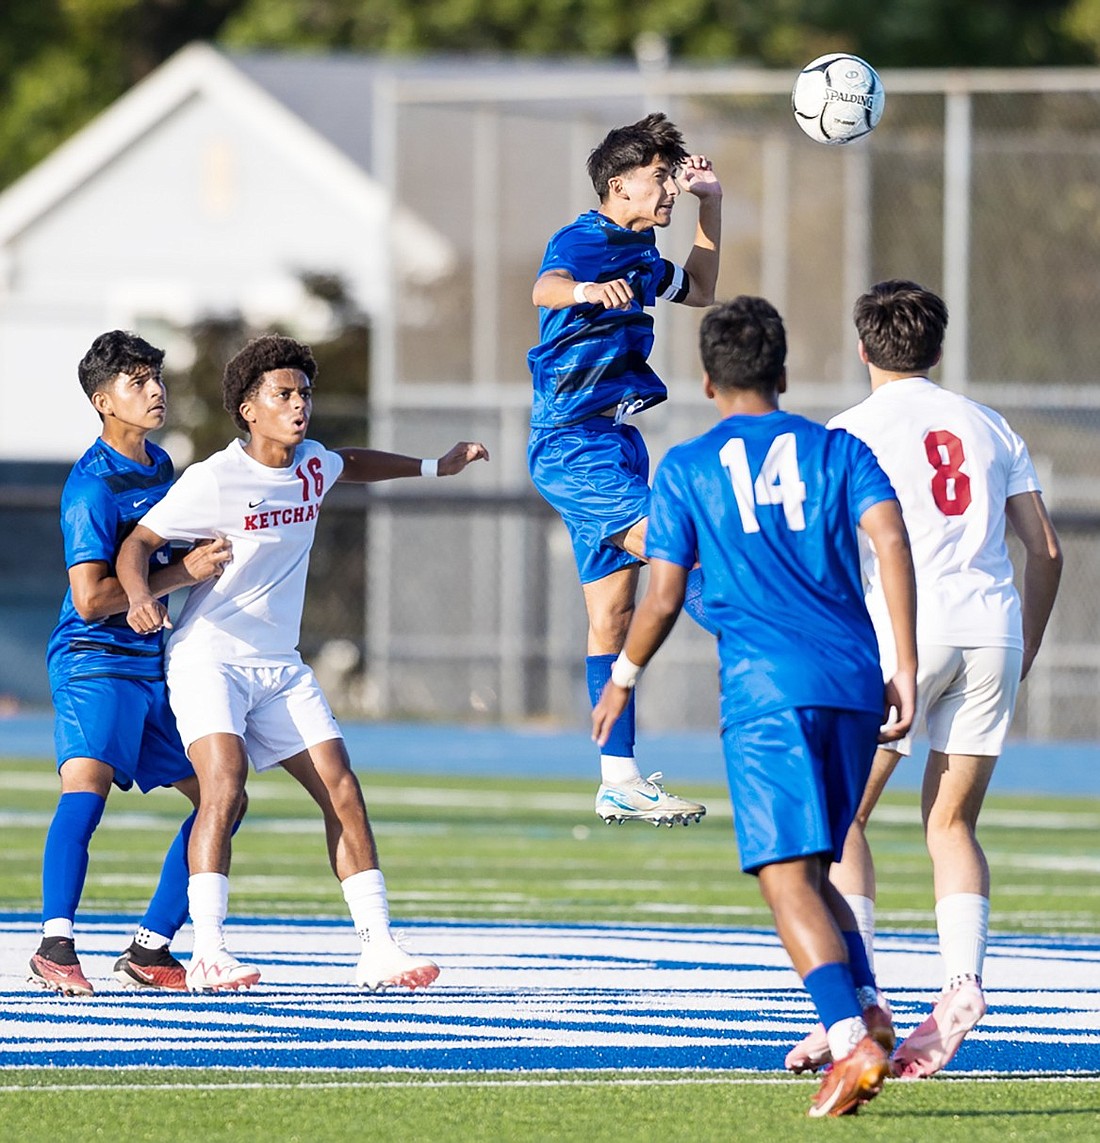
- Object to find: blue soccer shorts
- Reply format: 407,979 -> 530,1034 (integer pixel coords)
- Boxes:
721,706 -> 881,874
52,675 -> 193,792
528,418 -> 650,584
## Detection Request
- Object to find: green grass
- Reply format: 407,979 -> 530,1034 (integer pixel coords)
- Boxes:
4,756 -> 1100,1141
1,1072 -> 1099,1142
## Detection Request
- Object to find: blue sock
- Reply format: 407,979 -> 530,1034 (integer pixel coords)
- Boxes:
587,653 -> 635,759
41,791 -> 106,924
138,810 -> 196,940
138,810 -> 244,940
683,567 -> 718,636
803,961 -> 861,1029
843,930 -> 876,993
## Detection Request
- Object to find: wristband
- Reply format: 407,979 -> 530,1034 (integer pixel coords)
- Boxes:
573,281 -> 591,305
610,651 -> 643,689
420,458 -> 439,477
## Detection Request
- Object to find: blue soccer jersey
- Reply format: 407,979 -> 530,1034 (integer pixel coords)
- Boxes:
527,211 -> 689,428
645,411 -> 897,728
46,439 -> 175,687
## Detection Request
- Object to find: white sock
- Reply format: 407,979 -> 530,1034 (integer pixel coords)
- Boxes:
188,872 -> 229,958
43,918 -> 74,940
844,893 -> 877,975
342,868 -> 393,945
935,892 -> 989,987
600,754 -> 642,785
133,926 -> 170,951
826,1015 -> 867,1063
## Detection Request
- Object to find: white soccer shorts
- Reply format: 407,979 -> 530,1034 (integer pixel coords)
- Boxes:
167,659 -> 343,771
885,643 -> 1023,758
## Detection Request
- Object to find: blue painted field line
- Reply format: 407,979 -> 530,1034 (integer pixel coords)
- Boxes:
3,916 -> 1098,1074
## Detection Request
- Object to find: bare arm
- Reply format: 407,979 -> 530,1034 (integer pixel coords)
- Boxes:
860,499 -> 918,742
678,156 -> 723,307
117,524 -> 174,633
531,269 -> 635,312
592,559 -> 688,745
1005,490 -> 1063,679
69,537 -> 232,623
336,441 -> 489,483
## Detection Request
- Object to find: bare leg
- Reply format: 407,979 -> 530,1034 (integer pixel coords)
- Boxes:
830,747 -> 901,900
581,564 -> 639,656
280,737 -> 378,877
922,750 -> 996,899
185,733 -> 249,875
758,856 -> 848,977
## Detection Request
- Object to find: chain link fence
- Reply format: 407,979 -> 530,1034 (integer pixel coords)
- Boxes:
3,66 -> 1099,742
360,66 -> 1100,739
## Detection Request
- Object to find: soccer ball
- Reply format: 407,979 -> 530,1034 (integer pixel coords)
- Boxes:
791,53 -> 885,145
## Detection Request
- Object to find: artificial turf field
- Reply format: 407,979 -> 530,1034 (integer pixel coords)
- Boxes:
2,754 -> 1100,1139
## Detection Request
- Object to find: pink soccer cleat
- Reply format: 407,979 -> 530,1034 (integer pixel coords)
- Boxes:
892,981 -> 986,1078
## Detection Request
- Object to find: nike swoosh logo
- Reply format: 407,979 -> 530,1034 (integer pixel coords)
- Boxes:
249,499 -> 265,508
132,498 -> 148,508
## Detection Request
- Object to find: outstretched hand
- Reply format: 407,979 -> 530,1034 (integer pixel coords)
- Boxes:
435,441 -> 490,475
678,154 -> 722,198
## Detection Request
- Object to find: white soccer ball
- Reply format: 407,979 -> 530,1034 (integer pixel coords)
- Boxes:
791,53 -> 885,145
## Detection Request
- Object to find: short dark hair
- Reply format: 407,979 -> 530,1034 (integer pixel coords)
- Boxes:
853,279 -> 949,373
586,112 -> 689,200
699,296 -> 787,394
222,334 -> 317,432
77,330 -> 164,401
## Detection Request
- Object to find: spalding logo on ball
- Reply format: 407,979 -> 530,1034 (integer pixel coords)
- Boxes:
792,53 -> 885,145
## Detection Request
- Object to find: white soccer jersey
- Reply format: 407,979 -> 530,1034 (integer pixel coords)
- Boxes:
828,377 -> 1041,653
138,438 -> 345,668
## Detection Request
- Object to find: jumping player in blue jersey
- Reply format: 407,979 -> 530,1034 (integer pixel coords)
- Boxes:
592,296 -> 919,1117
29,331 -> 232,996
528,112 -> 721,825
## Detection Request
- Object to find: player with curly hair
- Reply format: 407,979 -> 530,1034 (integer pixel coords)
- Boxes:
117,333 -> 488,992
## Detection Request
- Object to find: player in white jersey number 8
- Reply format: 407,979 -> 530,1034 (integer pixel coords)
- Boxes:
117,334 -> 488,993
784,281 -> 1062,1078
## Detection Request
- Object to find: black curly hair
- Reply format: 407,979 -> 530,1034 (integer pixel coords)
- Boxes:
223,334 -> 317,432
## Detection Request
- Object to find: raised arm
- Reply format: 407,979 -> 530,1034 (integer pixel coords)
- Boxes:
592,558 -> 688,745
859,498 -> 918,742
678,155 -> 723,307
336,441 -> 489,483
1005,490 -> 1063,680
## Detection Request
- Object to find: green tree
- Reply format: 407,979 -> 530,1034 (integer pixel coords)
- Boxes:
0,0 -> 244,190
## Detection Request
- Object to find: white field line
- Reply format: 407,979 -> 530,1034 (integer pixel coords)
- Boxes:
2,1074 -> 1099,1093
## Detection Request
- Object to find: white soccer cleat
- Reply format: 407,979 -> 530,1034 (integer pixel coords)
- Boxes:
892,980 -> 986,1078
595,772 -> 706,826
356,939 -> 440,992
186,950 -> 261,993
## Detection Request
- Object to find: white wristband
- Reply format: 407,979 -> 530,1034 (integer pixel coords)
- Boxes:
610,651 -> 643,689
573,281 -> 591,305
420,458 -> 439,478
